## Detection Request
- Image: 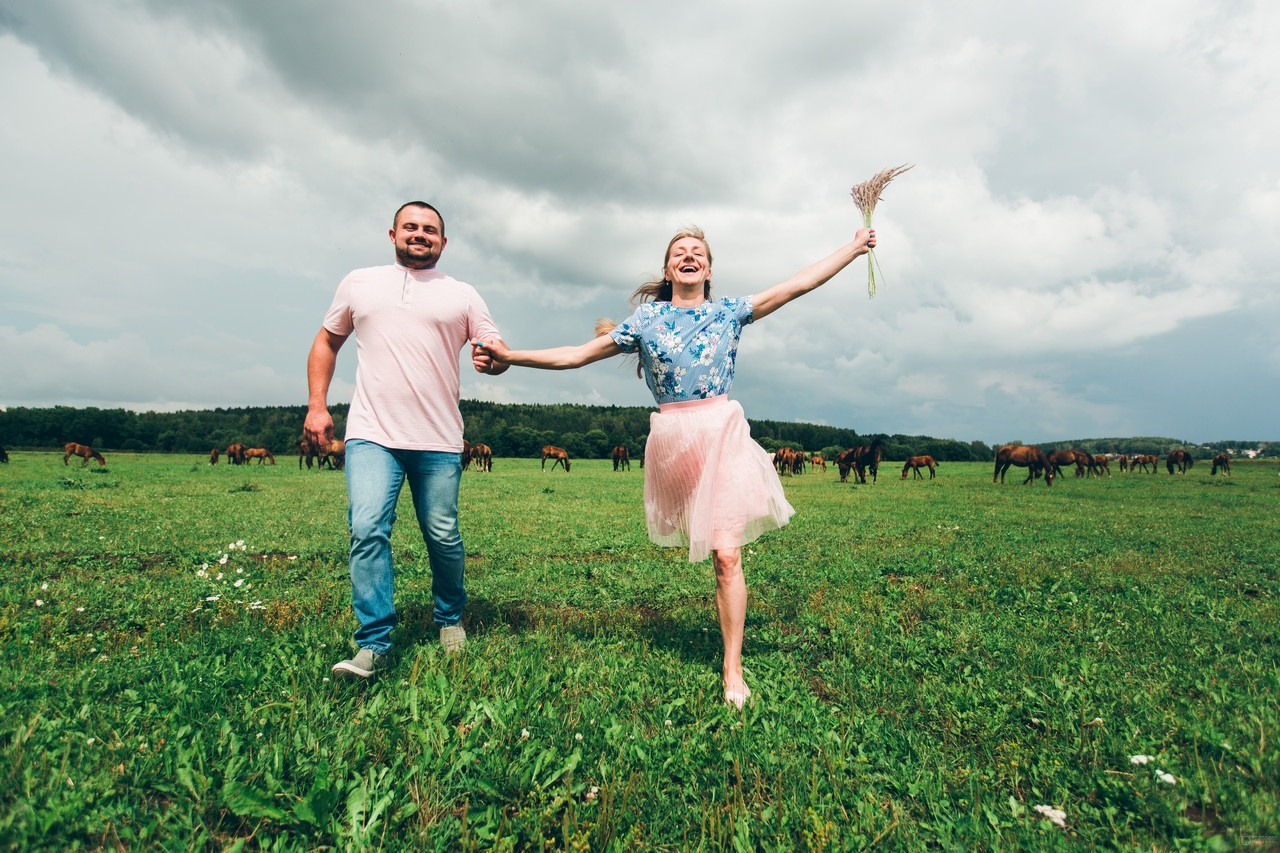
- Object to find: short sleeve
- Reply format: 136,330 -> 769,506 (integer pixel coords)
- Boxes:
322,275 -> 355,336
608,305 -> 647,354
466,290 -> 503,349
726,296 -> 754,326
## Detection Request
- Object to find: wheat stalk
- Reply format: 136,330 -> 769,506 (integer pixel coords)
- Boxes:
850,163 -> 913,297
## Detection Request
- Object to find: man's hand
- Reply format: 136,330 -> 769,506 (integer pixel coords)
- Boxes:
304,408 -> 334,447
471,339 -> 510,374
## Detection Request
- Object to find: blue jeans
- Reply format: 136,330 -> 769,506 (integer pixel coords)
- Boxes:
344,439 -> 467,654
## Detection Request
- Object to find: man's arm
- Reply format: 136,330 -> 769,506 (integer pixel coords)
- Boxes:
304,327 -> 349,445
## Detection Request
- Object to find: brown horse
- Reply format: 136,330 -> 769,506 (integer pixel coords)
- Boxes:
809,453 -> 826,473
1046,450 -> 1086,479
901,455 -> 938,480
64,442 -> 106,467
1166,449 -> 1193,474
298,437 -> 320,469
209,448 -> 220,465
470,443 -> 492,472
319,440 -> 346,470
461,439 -> 472,471
612,445 -> 630,471
1130,454 -> 1157,474
244,447 -> 275,465
1117,453 -> 1129,473
993,445 -> 1053,486
1090,455 -> 1111,478
541,445 -> 570,472
1211,453 -> 1231,476
0,445 -> 8,464
836,439 -> 884,484
226,443 -> 247,466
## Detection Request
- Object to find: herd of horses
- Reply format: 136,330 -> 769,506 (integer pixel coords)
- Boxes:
0,440 -> 1253,484
211,442 -> 284,467
991,446 -> 1230,486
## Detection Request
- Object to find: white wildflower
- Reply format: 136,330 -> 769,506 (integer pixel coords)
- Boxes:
42,583 -> 48,590
35,600 -> 43,607
1130,754 -> 1154,765
234,579 -> 244,588
1156,770 -> 1177,785
575,733 -> 583,741
521,728 -> 530,740
218,555 -> 228,565
76,606 -> 85,612
1033,805 -> 1067,828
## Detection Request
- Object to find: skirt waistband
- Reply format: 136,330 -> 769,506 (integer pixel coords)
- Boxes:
657,394 -> 730,414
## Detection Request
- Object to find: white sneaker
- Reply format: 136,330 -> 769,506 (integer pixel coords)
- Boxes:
440,624 -> 466,654
332,647 -> 385,679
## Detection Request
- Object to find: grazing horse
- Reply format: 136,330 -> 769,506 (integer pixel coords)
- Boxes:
773,447 -> 795,476
461,439 -> 472,471
612,445 -> 630,471
319,440 -> 346,470
1166,449 -> 1193,474
1090,455 -> 1111,478
1117,454 -> 1129,473
244,447 -> 275,465
901,455 -> 938,480
809,453 -> 826,473
0,445 -> 9,463
836,439 -> 884,484
993,445 -> 1054,486
1130,454 -> 1157,474
541,445 -> 570,472
226,443 -> 247,466
298,438 -> 320,469
64,443 -> 106,467
1046,450 -> 1085,479
470,443 -> 492,472
1211,453 -> 1231,476
209,448 -> 220,465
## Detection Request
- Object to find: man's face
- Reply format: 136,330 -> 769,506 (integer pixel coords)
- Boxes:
390,207 -> 447,269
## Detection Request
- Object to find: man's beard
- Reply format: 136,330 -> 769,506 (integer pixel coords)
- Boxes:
396,242 -> 440,269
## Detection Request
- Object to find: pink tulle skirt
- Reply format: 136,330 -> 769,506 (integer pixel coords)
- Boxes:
643,395 -> 795,563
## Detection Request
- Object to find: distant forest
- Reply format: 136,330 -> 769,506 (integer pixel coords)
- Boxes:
0,403 -> 1273,463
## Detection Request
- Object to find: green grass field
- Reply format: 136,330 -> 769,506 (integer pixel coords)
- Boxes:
1,451 -> 1277,851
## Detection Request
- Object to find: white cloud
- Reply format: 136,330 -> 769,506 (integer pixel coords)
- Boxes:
1,1 -> 1277,442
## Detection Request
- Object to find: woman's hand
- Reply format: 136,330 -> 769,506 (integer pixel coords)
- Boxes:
856,227 -> 876,254
471,339 -> 511,374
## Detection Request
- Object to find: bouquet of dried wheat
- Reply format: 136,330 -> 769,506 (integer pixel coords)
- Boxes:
850,164 -> 912,297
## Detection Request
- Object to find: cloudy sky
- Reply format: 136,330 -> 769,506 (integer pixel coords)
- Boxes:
2,1 -> 1277,446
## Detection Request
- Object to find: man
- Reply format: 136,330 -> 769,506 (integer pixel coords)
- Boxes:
305,201 -> 507,679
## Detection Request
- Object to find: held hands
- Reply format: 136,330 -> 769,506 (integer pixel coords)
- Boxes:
471,338 -> 509,363
471,339 -> 511,373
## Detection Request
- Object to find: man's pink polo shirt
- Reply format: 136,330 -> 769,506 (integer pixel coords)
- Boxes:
322,263 -> 502,452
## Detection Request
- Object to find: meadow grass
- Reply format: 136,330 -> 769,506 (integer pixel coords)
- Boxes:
1,451 -> 1277,851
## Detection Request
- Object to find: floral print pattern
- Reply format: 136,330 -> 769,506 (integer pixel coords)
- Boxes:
609,297 -> 754,404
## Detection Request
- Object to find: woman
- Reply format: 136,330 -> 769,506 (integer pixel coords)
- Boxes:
474,224 -> 876,708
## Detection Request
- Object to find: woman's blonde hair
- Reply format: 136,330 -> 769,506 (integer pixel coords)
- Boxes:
596,227 -> 714,375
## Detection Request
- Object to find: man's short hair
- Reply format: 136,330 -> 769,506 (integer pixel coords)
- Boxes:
393,201 -> 445,235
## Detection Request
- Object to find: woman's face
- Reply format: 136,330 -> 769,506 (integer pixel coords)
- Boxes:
665,236 -> 712,289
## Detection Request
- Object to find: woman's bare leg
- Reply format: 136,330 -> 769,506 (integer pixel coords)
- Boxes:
713,547 -> 749,705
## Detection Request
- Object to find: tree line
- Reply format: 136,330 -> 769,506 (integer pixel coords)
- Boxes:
0,402 -> 1008,462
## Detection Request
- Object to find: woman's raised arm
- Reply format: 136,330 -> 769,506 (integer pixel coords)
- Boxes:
749,228 -> 875,322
